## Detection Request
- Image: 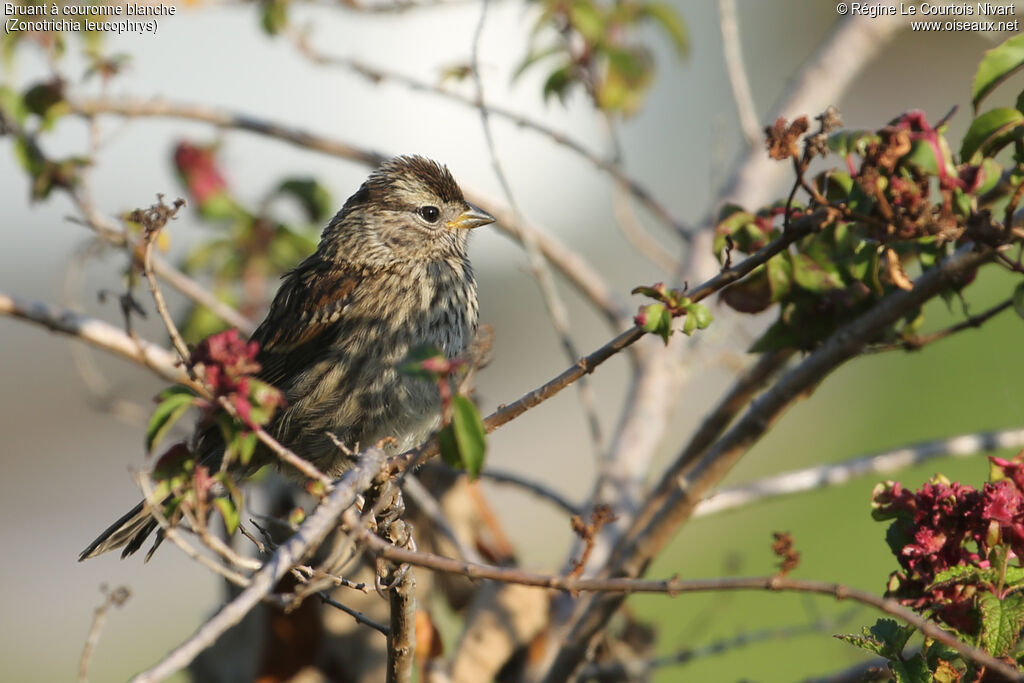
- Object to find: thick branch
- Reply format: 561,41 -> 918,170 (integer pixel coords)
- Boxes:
542,244 -> 995,682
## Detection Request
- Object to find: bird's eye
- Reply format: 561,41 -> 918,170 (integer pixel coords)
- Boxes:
418,206 -> 441,223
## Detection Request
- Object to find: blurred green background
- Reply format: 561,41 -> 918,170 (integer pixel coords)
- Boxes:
1,2 -> 1022,681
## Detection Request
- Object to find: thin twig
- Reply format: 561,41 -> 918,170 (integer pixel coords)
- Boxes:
864,298 -> 1014,353
389,209 -> 827,475
286,39 -> 692,240
77,586 -> 131,683
69,95 -> 629,328
695,426 -> 1024,517
468,0 -> 603,451
135,472 -> 253,587
402,474 -> 484,563
476,466 -> 581,517
578,609 -> 860,679
717,0 -> 761,147
543,244 -> 995,682
317,593 -> 389,636
130,448 -> 387,683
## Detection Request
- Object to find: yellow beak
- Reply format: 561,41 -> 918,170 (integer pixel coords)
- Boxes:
446,202 -> 496,230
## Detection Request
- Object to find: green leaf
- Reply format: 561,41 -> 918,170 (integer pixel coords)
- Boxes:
231,430 -> 258,466
681,310 -> 697,336
0,85 -> 28,125
835,620 -> 913,659
399,344 -> 446,380
276,178 -> 332,222
961,107 -> 1024,162
748,318 -> 799,352
439,396 -> 487,478
213,497 -> 241,536
973,33 -> 1024,112
568,0 -> 604,43
930,564 -> 997,589
146,386 -> 197,453
261,0 -> 288,35
828,130 -> 877,157
1013,281 -> 1024,321
542,64 -> 575,104
639,2 -> 688,57
979,591 -> 1024,657
438,424 -> 460,470
791,253 -> 843,292
890,653 -> 931,683
637,302 -> 673,343
687,302 -> 713,330
452,395 -> 487,478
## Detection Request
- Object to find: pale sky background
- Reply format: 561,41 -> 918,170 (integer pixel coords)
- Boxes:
2,2 -> 1022,681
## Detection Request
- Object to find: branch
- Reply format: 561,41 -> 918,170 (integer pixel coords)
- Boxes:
717,0 -> 761,147
130,448 -> 387,683
475,466 -> 581,517
349,526 -> 1020,681
386,566 -> 416,683
542,243 -> 996,682
695,427 -> 1024,517
0,292 -> 184,383
865,297 -> 1014,353
469,0 -> 604,451
287,39 -> 692,240
68,96 -> 629,328
78,586 -> 131,683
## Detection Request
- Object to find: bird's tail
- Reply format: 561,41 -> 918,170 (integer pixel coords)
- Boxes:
78,500 -> 161,561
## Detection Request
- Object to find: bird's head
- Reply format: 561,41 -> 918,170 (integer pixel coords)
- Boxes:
322,155 -> 494,264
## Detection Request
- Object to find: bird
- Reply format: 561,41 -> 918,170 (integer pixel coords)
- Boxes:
79,155 -> 495,561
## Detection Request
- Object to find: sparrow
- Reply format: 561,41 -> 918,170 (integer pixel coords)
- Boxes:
79,155 -> 494,560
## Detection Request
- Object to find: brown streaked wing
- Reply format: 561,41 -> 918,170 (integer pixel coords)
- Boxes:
251,260 -> 364,389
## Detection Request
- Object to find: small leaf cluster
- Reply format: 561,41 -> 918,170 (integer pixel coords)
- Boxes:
401,346 -> 486,478
836,619 -> 960,683
631,282 -> 712,344
171,141 -> 328,341
716,33 -> 1024,353
149,442 -> 246,539
147,329 -> 283,468
517,0 -> 687,115
0,79 -> 88,200
841,457 -> 1024,678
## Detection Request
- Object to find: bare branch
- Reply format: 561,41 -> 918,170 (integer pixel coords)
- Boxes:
287,38 -> 692,240
0,292 -> 184,383
130,448 -> 387,683
68,95 -> 630,328
388,211 -> 824,478
695,427 -> 1024,517
476,466 -> 581,517
544,244 -> 996,681
865,297 -> 1014,353
470,0 -> 604,451
717,0 -> 761,147
78,586 -> 131,683
349,525 -> 1021,680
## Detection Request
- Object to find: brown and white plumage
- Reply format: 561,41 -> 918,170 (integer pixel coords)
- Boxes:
79,155 -> 493,561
